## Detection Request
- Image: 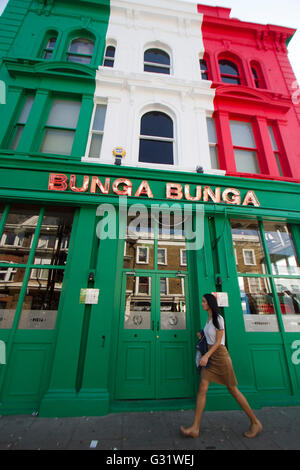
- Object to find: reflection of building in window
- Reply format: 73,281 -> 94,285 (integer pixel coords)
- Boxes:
136,246 -> 149,264
243,249 -> 256,266
135,276 -> 151,295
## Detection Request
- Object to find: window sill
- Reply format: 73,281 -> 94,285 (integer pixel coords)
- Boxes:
226,171 -> 300,184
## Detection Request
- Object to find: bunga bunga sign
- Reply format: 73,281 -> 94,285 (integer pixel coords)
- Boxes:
48,173 -> 261,207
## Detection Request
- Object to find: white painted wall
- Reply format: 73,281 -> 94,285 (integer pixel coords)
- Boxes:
82,0 -> 222,175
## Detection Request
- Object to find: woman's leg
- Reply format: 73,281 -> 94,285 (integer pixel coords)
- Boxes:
227,386 -> 263,438
181,378 -> 210,438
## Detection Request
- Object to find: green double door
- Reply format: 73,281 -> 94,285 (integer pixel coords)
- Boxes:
115,272 -> 194,400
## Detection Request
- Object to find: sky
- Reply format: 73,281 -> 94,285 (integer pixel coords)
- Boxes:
0,0 -> 299,82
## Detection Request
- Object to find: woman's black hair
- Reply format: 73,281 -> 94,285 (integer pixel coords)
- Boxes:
203,293 -> 221,329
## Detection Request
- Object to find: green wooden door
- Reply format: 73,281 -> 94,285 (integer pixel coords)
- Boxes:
0,203 -> 75,414
115,272 -> 193,400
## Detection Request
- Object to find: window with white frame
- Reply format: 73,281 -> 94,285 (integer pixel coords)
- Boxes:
144,48 -> 170,75
158,248 -> 167,265
136,246 -> 149,264
243,249 -> 256,266
180,249 -> 187,266
230,120 -> 260,174
139,111 -> 174,165
135,276 -> 151,295
103,45 -> 116,67
0,262 -> 17,282
160,277 -> 168,295
31,258 -> 52,280
206,117 -> 219,169
0,232 -> 24,247
268,125 -> 283,176
87,104 -> 107,158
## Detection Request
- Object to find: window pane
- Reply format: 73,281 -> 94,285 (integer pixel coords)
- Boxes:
105,46 -> 115,58
158,211 -> 187,271
41,129 -> 75,155
238,276 -> 279,332
207,117 -> 217,143
264,222 -> 300,275
34,207 -> 74,266
221,76 -> 240,85
92,105 -> 107,131
275,152 -> 283,176
69,38 -> 94,55
219,60 -> 239,76
144,49 -> 170,66
141,111 -> 173,138
230,219 -> 267,274
0,206 -> 40,265
124,275 -> 151,330
123,214 -> 154,270
18,96 -> 34,124
160,277 -> 186,330
47,99 -> 81,128
104,59 -> 114,67
200,59 -> 207,71
268,126 -> 278,151
234,149 -> 260,174
46,38 -> 57,50
252,67 -> 258,80
88,134 -> 103,158
18,268 -> 64,330
67,54 -> 92,64
209,146 -> 219,169
230,121 -> 256,148
10,125 -> 24,150
0,268 -> 26,329
274,278 -> 300,332
139,139 -> 173,165
144,64 -> 170,74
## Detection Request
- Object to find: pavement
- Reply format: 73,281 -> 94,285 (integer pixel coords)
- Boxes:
0,406 -> 299,451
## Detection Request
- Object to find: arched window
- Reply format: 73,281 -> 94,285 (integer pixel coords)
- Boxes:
250,61 -> 266,89
41,31 -> 58,59
219,59 -> 241,85
103,45 -> 116,67
67,37 -> 94,64
144,49 -> 170,75
139,111 -> 174,165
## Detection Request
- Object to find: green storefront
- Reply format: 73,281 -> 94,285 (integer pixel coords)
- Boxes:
0,160 -> 300,416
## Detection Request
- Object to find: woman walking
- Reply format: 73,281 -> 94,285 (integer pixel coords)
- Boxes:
181,293 -> 262,439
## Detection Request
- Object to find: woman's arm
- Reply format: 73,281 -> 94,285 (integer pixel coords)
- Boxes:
199,329 -> 224,367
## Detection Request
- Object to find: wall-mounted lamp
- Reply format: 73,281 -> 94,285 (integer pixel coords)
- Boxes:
113,146 -> 126,165
196,166 -> 204,174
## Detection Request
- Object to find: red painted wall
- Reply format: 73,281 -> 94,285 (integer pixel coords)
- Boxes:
198,4 -> 300,181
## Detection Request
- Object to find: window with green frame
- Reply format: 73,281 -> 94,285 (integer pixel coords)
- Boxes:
67,37 -> 95,64
231,219 -> 300,333
0,204 -> 75,330
40,97 -> 82,155
9,94 -> 35,150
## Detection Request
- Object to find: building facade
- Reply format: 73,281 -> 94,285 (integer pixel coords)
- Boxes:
0,0 -> 299,417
